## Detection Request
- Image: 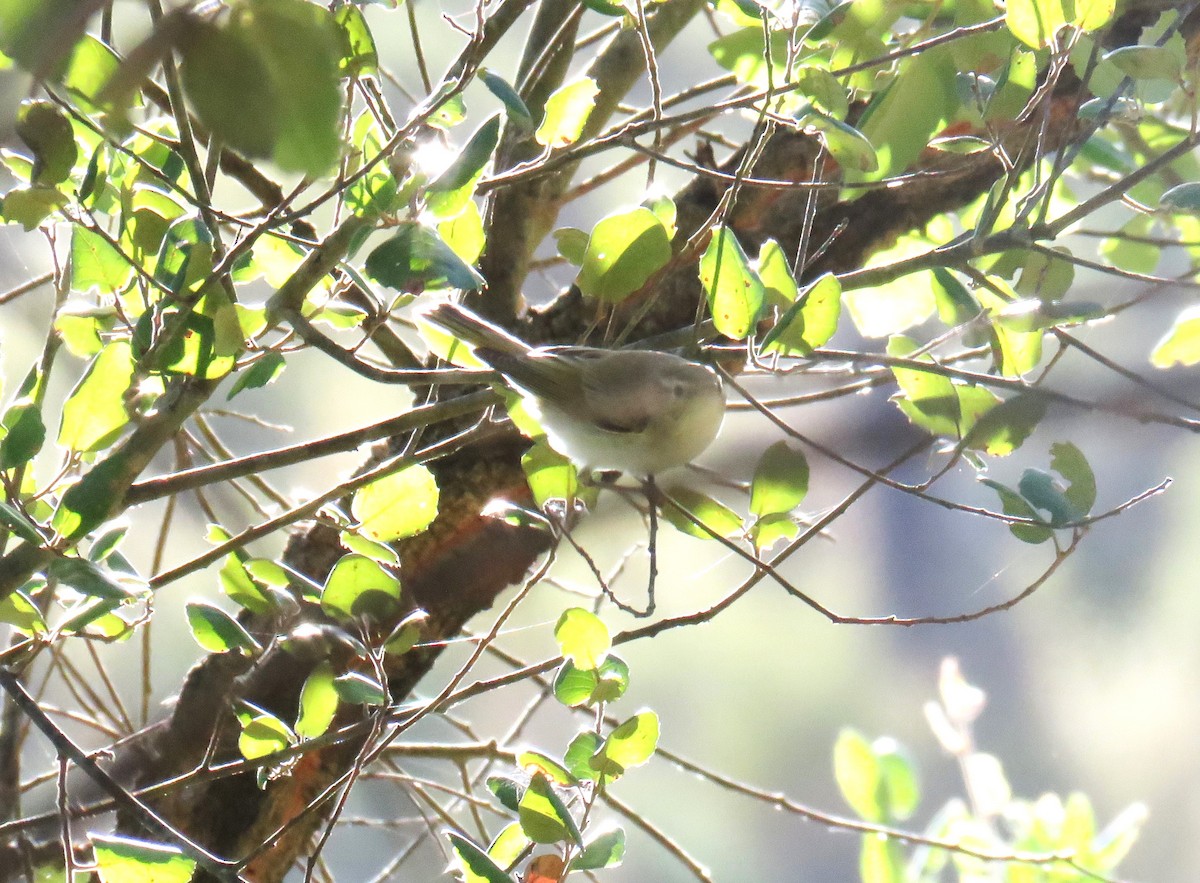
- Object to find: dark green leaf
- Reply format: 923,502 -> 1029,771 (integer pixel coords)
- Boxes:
979,478 -> 1054,543
1050,441 -> 1096,517
333,671 -> 388,706
227,351 -> 286,399
48,556 -> 136,601
1018,468 -> 1078,526
0,502 -> 43,544
487,774 -> 525,812
365,222 -> 485,292
480,69 -> 534,133
426,115 -> 500,218
568,828 -> 626,871
0,399 -> 45,469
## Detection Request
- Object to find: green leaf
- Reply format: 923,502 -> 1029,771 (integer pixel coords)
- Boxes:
320,553 -> 402,620
382,608 -> 428,655
808,112 -> 878,173
93,835 -> 196,883
554,607 -> 610,670
699,226 -> 765,340
480,69 -> 534,134
426,115 -> 501,219
1007,0 -> 1112,48
762,271 -> 841,355
854,47 -> 957,180
0,589 -> 47,635
446,832 -> 518,883
487,774 -> 525,812
519,772 -> 583,846
243,0 -> 343,176
71,226 -> 134,296
0,399 -> 46,469
860,830 -> 905,883
887,337 -> 966,437
750,442 -> 809,518
52,456 -> 127,540
1,185 -> 68,230
564,731 -> 605,782
575,206 -> 672,303
553,660 -> 598,707
351,463 -> 439,542
834,728 -> 882,821
1050,441 -> 1096,516
962,394 -> 1045,456
339,530 -> 400,565
518,750 -> 576,786
599,710 -> 659,770
179,18 -> 279,160
16,99 -> 76,186
439,199 -> 485,264
977,284 -> 1044,377
750,512 -> 799,551
62,36 -> 120,111
364,222 -> 485,292
1160,182 -> 1200,214
661,487 -> 743,539
568,828 -> 626,871
1018,468 -> 1077,526
521,442 -> 579,507
186,601 -> 262,655
535,76 -> 599,148
238,710 -> 296,759
333,670 -> 388,706
220,549 -> 272,614
48,556 -> 135,601
554,228 -> 589,265
0,501 -> 42,545
134,283 -> 242,379
1152,305 -> 1200,367
227,351 -> 286,399
932,268 -> 981,328
486,822 -> 530,871
756,238 -> 798,307
552,656 -> 632,708
979,478 -> 1054,543
181,0 -> 343,176
345,110 -> 400,217
1015,248 -> 1075,301
296,661 -> 339,739
1104,45 -> 1181,82
334,3 -> 378,76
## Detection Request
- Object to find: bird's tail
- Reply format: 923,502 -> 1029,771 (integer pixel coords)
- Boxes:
420,303 -> 529,356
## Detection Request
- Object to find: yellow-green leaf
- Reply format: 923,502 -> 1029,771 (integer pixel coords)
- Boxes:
351,464 -> 439,542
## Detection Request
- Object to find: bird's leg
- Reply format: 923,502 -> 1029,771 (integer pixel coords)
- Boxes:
643,475 -> 658,618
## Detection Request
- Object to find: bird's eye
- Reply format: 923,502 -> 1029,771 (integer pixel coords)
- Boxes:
671,382 -> 688,398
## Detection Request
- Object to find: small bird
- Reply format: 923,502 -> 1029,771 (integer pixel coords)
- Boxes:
422,303 -> 725,477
